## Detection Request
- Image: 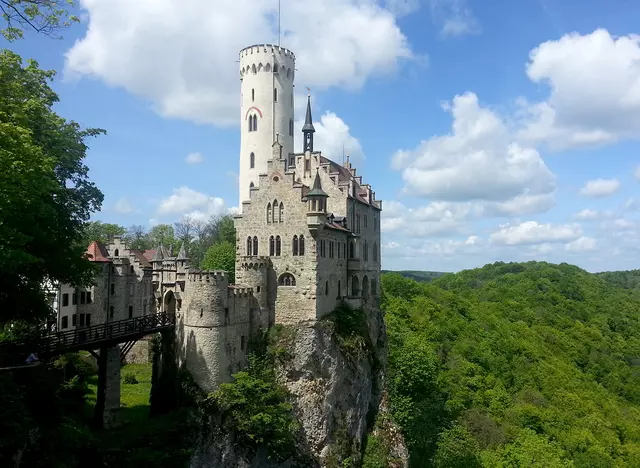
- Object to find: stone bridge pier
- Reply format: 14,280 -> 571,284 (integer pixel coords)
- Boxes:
93,345 -> 121,429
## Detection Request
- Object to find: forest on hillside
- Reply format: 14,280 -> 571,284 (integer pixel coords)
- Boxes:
380,262 -> 640,467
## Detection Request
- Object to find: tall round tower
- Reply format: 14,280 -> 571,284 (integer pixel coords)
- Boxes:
238,44 -> 296,208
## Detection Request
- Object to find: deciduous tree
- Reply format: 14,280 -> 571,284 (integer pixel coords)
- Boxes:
0,0 -> 79,41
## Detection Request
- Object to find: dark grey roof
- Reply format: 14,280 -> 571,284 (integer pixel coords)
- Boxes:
307,169 -> 328,198
302,95 -> 315,133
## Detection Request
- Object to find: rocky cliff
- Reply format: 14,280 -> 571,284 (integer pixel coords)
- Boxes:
190,304 -> 408,467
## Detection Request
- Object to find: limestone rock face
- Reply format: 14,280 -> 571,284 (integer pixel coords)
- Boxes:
190,305 -> 408,467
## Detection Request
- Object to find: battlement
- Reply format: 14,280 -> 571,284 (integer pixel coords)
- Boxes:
239,44 -> 296,60
238,256 -> 270,268
228,285 -> 253,297
187,270 -> 228,283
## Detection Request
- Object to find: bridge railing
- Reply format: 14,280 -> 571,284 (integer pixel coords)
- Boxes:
0,312 -> 176,361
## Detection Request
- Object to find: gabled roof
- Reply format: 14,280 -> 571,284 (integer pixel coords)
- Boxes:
143,250 -> 156,261
130,249 -> 152,268
86,241 -> 111,263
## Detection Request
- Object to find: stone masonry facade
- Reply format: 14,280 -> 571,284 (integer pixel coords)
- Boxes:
54,43 -> 382,395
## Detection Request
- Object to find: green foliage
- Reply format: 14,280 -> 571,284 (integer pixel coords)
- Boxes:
201,241 -> 236,282
206,355 -> 298,460
80,221 -> 127,246
382,261 -> 640,467
0,0 -> 79,41
382,270 -> 447,283
596,269 -> 640,290
321,301 -> 371,359
0,49 -> 104,323
124,373 -> 139,385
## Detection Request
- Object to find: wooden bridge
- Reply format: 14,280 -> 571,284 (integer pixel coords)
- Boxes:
0,312 -> 175,366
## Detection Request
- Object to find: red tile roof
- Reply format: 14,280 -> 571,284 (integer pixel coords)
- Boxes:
130,249 -> 152,268
325,222 -> 351,233
143,250 -> 156,261
85,241 -> 111,263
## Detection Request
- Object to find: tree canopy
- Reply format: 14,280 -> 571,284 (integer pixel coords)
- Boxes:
0,0 -> 79,40
201,241 -> 235,282
381,261 -> 640,467
0,50 -> 104,323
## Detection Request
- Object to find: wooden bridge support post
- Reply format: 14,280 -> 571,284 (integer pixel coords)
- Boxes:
94,345 -> 122,429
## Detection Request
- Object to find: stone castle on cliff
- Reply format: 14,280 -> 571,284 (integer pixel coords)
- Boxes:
54,44 -> 382,393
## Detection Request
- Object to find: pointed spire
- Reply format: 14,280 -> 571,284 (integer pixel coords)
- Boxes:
307,168 -> 328,198
302,94 -> 315,133
302,93 -> 315,153
177,241 -> 188,260
152,244 -> 164,262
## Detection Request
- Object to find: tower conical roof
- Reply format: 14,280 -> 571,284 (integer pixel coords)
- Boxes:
177,241 -> 188,260
307,169 -> 328,198
302,94 -> 315,133
152,244 -> 164,262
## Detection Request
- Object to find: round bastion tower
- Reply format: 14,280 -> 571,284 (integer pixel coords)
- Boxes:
238,44 -> 296,208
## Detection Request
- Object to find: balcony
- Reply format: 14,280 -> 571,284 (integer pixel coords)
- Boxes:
347,257 -> 361,271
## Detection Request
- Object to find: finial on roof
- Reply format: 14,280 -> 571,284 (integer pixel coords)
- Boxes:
302,93 -> 315,152
307,168 -> 328,198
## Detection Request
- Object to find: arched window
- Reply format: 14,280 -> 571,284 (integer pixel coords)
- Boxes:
351,275 -> 360,296
252,114 -> 258,131
251,64 -> 256,74
250,152 -> 255,168
289,118 -> 293,136
299,235 -> 305,255
267,203 -> 272,224
114,249 -> 119,257
272,199 -> 278,223
247,237 -> 252,256
371,278 -> 377,296
130,265 -> 134,274
349,241 -> 355,259
248,116 -> 253,132
250,182 -> 255,192
252,88 -> 255,102
292,235 -> 298,256
274,88 -> 278,102
274,63 -> 279,73
373,242 -> 378,262
278,272 -> 296,286
362,275 -> 370,299
269,236 -> 275,256
279,202 -> 284,223
253,236 -> 258,255
265,63 -> 271,72
275,236 -> 281,256
325,281 -> 329,296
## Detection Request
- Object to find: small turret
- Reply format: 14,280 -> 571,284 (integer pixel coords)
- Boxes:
302,93 -> 315,153
307,169 -> 328,232
152,244 -> 164,266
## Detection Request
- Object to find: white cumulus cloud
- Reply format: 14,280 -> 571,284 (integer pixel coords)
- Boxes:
392,92 -> 556,214
490,221 -> 583,246
65,0 -> 413,126
185,152 -> 204,165
517,29 -> 640,150
579,178 -> 621,197
114,197 -> 134,214
565,236 -> 597,252
156,186 -> 227,222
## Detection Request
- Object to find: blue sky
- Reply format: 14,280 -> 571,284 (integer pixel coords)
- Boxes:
4,0 -> 640,273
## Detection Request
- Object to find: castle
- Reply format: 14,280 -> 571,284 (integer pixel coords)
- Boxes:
54,44 -> 382,393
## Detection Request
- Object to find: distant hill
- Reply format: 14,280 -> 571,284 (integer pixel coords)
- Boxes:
596,269 -> 640,289
381,269 -> 447,283
379,261 -> 640,466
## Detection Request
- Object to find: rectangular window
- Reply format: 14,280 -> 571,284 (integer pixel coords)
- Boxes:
80,291 -> 86,304
111,283 -> 115,295
110,306 -> 114,319
86,314 -> 91,326
61,316 -> 68,329
128,306 -> 133,318
224,308 -> 230,326
241,336 -> 246,351
72,292 -> 77,305
87,291 -> 92,304
62,293 -> 69,307
72,314 -> 77,326
129,283 -> 134,296
79,314 -> 85,326
274,87 -> 278,102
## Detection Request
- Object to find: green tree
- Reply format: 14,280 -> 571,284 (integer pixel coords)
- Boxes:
201,241 -> 235,282
0,0 -> 79,40
432,425 -> 481,468
0,50 -> 104,324
148,224 -> 177,251
80,220 -> 126,246
125,224 -> 151,251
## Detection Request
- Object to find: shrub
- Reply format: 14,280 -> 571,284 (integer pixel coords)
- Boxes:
124,373 -> 139,385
